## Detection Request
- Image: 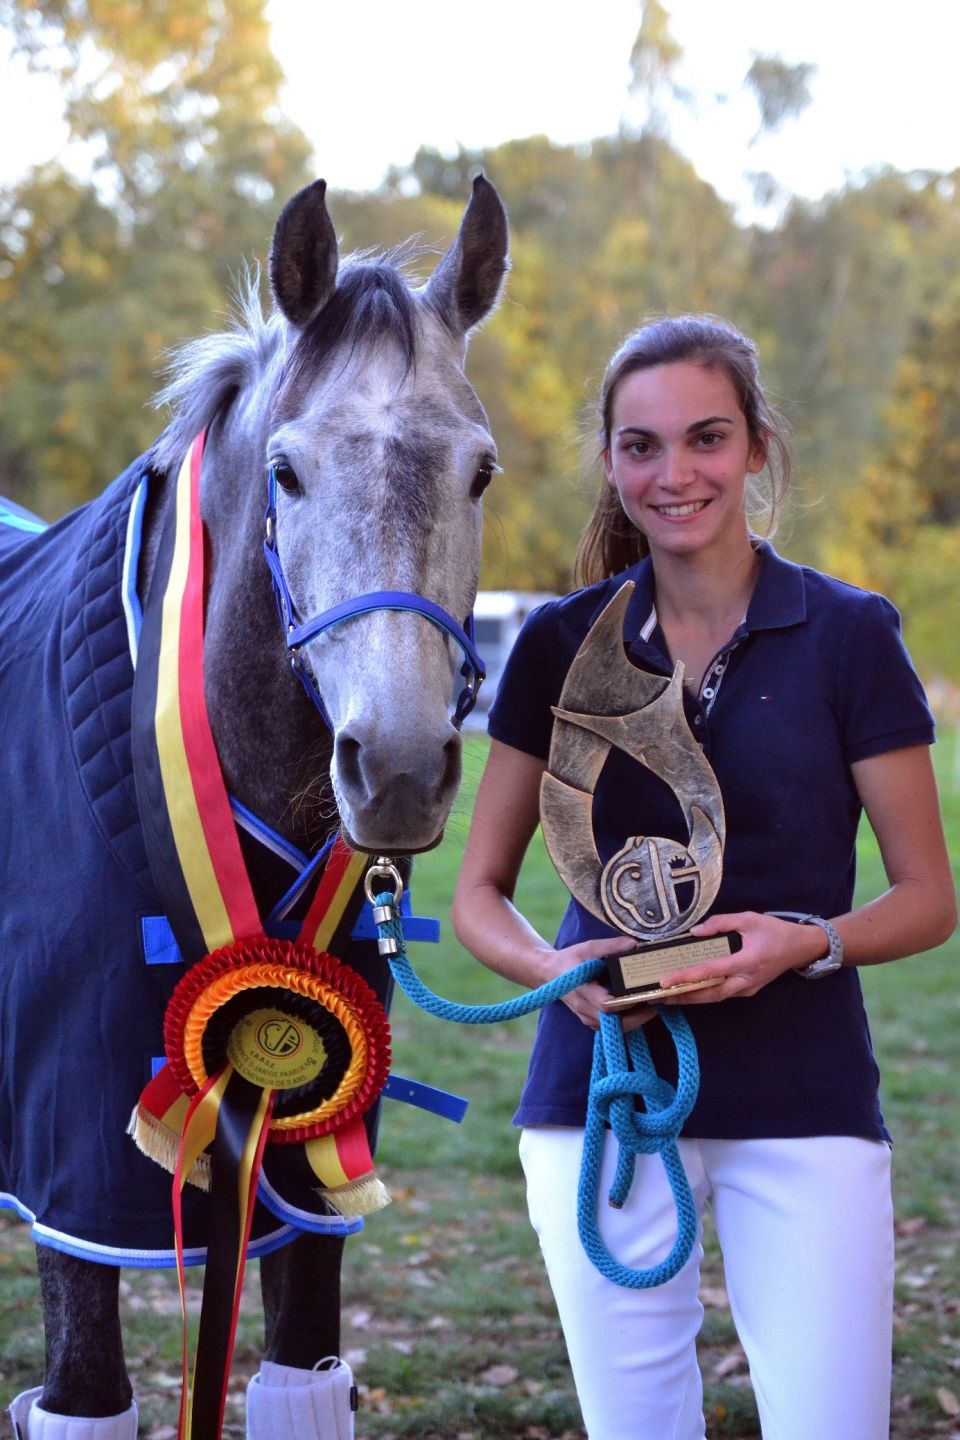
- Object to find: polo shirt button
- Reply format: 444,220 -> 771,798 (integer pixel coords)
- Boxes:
693,713 -> 703,726
702,687 -> 715,699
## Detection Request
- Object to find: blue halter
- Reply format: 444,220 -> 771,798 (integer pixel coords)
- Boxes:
262,466 -> 486,729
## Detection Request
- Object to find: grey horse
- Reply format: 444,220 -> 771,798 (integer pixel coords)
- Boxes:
2,175 -> 508,1440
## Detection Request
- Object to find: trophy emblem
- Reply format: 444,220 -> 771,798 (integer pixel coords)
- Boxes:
540,582 -> 740,1008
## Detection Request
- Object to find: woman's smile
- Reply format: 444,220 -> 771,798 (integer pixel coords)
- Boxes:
652,499 -> 711,518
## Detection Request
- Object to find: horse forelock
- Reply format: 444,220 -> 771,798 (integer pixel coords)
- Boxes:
281,255 -> 423,401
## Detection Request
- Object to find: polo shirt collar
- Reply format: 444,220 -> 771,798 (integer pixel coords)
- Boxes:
611,539 -> 806,663
743,540 -> 807,632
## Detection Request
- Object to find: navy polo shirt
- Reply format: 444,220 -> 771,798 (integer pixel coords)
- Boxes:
488,542 -> 935,1140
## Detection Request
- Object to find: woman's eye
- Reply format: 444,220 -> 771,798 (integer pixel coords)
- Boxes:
697,432 -> 724,448
470,462 -> 498,499
271,462 -> 300,494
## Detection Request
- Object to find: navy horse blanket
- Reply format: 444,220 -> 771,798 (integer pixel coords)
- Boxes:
0,461 -> 386,1265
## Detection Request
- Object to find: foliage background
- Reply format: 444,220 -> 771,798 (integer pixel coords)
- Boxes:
2,1 -> 960,686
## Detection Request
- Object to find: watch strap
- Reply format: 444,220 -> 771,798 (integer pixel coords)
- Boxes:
767,911 -> 844,978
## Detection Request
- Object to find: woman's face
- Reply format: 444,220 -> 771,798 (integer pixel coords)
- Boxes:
603,361 -> 766,562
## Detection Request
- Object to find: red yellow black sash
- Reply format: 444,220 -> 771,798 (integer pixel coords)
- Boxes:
130,433 -> 390,1439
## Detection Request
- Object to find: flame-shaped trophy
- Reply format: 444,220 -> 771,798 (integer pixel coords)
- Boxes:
540,582 -> 741,1009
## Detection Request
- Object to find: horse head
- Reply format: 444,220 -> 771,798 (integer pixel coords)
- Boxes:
155,178 -> 508,857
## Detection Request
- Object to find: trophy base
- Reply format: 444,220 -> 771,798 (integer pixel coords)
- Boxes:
601,975 -> 724,1009
602,931 -> 741,1010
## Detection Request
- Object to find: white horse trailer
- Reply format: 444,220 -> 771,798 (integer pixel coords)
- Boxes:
467,590 -> 557,728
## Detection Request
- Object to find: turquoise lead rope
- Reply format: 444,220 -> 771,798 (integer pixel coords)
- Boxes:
372,889 -> 700,1288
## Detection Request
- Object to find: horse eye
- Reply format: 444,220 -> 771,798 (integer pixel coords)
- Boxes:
470,462 -> 496,500
271,462 -> 300,495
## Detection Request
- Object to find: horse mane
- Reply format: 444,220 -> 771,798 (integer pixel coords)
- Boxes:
151,262 -> 281,474
285,242 -> 430,395
151,243 -> 433,474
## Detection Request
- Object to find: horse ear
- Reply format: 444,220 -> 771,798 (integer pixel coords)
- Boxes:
270,179 -> 339,328
425,175 -> 509,337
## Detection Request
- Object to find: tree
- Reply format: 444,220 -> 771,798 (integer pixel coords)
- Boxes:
746,56 -> 816,139
0,0 -> 312,515
628,0 -> 685,136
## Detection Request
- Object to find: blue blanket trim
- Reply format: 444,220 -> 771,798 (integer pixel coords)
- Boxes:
121,474 -> 149,664
0,1190 -> 299,1269
0,498 -> 47,533
254,1173 -> 364,1239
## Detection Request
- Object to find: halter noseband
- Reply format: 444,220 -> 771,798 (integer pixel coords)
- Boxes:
262,466 -> 486,729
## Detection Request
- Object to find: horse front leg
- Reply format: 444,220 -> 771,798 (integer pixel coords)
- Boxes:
261,1231 -> 345,1364
246,1233 -> 356,1440
6,1248 -> 137,1439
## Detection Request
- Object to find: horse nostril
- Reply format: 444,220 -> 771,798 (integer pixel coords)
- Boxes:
335,732 -> 363,796
436,734 -> 461,803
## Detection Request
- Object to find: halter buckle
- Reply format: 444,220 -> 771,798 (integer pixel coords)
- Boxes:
364,857 -> 404,906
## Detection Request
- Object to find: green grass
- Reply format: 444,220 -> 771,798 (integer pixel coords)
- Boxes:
2,733 -> 958,1438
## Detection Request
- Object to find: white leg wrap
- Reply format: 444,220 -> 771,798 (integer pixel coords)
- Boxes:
8,1388 -> 43,1440
7,1391 -> 138,1440
246,1357 -> 357,1440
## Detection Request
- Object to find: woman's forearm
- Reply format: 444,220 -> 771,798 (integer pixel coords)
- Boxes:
834,876 -> 957,969
451,878 -> 559,989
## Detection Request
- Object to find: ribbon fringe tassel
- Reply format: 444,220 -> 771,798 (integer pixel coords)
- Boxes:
128,1106 -> 212,1191
320,1172 -> 391,1217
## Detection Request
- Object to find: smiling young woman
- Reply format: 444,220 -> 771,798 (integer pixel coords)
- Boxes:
451,314 -> 957,1440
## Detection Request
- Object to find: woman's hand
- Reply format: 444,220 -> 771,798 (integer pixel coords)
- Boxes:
653,911 -> 826,1005
549,935 -> 656,1032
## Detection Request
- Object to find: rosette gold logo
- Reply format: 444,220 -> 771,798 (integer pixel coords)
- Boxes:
256,1018 -> 302,1058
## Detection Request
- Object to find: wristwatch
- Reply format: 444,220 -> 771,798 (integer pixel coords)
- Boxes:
767,911 -> 844,979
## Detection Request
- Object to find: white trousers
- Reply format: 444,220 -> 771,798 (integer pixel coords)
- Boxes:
520,1128 -> 894,1440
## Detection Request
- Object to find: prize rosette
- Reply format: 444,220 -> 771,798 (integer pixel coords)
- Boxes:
166,937 -> 391,1141
134,936 -> 392,1214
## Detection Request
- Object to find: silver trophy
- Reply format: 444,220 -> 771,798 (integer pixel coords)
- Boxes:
540,583 -> 739,1008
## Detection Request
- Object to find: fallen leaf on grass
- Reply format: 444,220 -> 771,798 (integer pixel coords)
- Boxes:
146,1373 -> 182,1390
712,1349 -> 746,1379
938,1387 -> 960,1417
480,1363 -> 520,1386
